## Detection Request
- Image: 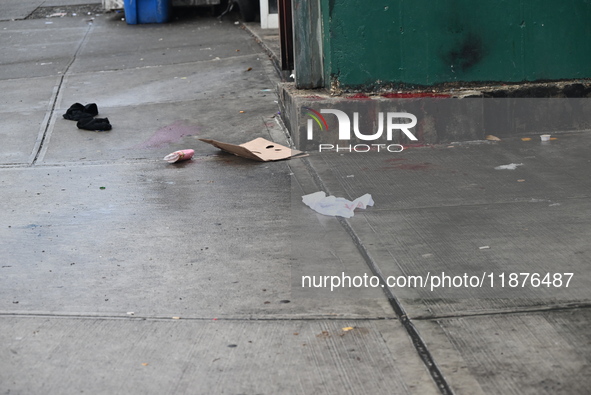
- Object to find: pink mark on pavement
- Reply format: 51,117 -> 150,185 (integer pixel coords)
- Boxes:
402,143 -> 432,149
395,162 -> 432,170
132,120 -> 200,149
382,160 -> 432,171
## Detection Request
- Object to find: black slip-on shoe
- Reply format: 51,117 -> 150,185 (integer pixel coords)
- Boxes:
83,103 -> 98,116
63,103 -> 99,121
77,117 -> 112,131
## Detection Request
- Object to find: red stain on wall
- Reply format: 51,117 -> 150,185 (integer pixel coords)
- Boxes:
381,93 -> 451,99
347,93 -> 372,100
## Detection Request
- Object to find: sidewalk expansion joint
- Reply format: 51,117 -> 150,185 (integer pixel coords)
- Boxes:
30,22 -> 94,166
60,53 -> 264,79
366,196 -> 591,212
412,302 -> 591,321
0,312 -> 396,322
1,154 -> 227,170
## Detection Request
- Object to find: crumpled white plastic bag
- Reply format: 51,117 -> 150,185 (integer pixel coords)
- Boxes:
494,163 -> 523,170
302,191 -> 374,218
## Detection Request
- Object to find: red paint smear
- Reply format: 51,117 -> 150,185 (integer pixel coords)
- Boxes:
396,163 -> 431,170
402,143 -> 432,149
132,120 -> 200,149
382,93 -> 452,99
382,162 -> 432,171
347,93 -> 372,100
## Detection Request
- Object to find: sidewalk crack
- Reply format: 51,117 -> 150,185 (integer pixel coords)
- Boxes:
30,22 -> 94,166
412,302 -> 591,321
297,155 -> 455,395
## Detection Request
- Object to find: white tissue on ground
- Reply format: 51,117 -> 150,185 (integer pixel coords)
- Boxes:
495,163 -> 523,170
302,191 -> 374,218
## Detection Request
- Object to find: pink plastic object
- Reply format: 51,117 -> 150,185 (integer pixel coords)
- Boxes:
163,149 -> 195,163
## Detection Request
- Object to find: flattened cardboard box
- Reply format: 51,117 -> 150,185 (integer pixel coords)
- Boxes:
199,137 -> 308,162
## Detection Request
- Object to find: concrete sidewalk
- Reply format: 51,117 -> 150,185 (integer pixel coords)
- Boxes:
1,2 -> 590,395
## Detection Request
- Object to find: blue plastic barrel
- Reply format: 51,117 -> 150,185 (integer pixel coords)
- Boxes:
124,0 -> 171,24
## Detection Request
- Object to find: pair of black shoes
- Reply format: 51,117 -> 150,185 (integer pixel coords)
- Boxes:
63,103 -> 112,131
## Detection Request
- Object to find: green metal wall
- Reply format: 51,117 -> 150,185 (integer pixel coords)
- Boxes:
321,0 -> 591,90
